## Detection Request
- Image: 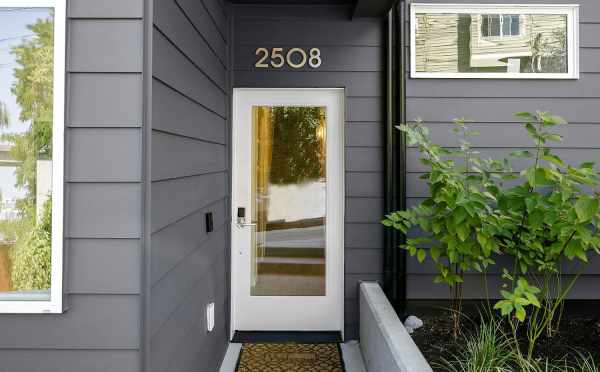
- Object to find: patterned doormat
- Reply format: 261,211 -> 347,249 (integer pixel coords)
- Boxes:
235,343 -> 345,372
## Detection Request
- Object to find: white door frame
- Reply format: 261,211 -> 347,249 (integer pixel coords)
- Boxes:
230,88 -> 345,338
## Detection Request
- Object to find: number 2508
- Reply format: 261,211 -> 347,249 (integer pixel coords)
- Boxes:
255,47 -> 322,69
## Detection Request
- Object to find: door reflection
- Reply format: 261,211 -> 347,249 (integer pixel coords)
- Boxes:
251,106 -> 327,296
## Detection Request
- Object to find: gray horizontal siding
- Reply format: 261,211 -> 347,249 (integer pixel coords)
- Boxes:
232,4 -> 384,339
68,239 -> 141,294
68,0 -> 143,18
152,131 -> 226,181
235,71 -> 383,97
407,275 -> 600,300
177,0 -> 228,64
150,0 -> 231,371
0,350 -> 140,372
151,173 -> 227,233
0,295 -> 140,349
67,183 -> 142,239
68,20 -> 143,73
151,199 -> 227,285
404,0 -> 600,300
0,4 -> 144,370
153,29 -> 226,117
152,80 -> 227,144
67,128 -> 142,182
68,73 -> 143,127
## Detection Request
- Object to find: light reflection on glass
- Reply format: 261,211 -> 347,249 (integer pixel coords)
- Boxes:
251,106 -> 327,297
415,13 -> 568,74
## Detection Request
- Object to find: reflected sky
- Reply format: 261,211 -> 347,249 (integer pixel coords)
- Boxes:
0,8 -> 52,201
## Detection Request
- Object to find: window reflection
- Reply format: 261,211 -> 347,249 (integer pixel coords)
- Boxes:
0,7 -> 55,301
251,106 -> 327,297
415,12 -> 568,74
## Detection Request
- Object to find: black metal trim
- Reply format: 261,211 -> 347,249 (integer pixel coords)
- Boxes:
383,1 -> 407,313
232,331 -> 343,343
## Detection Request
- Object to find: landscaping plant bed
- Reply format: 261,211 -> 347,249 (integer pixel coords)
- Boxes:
411,311 -> 600,371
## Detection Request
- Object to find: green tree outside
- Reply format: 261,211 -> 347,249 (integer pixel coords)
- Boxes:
0,16 -> 54,291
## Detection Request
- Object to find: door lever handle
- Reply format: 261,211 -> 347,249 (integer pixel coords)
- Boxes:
236,218 -> 257,228
237,222 -> 257,228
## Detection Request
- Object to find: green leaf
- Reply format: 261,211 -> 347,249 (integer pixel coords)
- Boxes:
526,168 -> 551,187
574,196 -> 599,222
515,305 -> 526,322
417,249 -> 426,263
430,246 -> 441,261
515,112 -> 535,120
510,150 -> 533,158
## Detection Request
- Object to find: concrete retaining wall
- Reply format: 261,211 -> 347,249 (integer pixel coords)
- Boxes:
359,282 -> 432,372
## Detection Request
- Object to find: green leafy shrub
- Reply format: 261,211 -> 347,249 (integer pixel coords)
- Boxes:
383,111 -> 600,359
9,195 -> 52,291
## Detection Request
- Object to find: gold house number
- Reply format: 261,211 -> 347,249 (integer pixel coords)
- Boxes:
255,47 -> 322,69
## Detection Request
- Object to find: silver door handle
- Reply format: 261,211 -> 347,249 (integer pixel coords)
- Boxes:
236,218 -> 257,228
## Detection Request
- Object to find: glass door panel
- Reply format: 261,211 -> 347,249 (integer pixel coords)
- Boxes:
251,106 -> 327,296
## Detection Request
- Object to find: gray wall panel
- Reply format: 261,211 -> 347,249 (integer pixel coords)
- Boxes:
232,5 -> 385,339
346,147 -> 384,172
152,131 -> 226,181
346,172 -> 383,198
407,98 -> 600,123
68,0 -> 143,18
68,73 -> 143,127
150,250 -> 226,371
345,223 -> 384,249
406,74 -> 600,98
345,249 -> 383,274
154,0 -> 226,89
68,239 -> 141,294
176,0 -> 228,64
68,20 -> 143,72
346,123 -> 383,147
346,198 -> 385,223
150,228 -> 226,336
347,97 -> 383,122
150,0 -> 231,370
407,275 -> 600,300
234,71 -> 383,97
67,128 -> 142,182
0,350 -> 140,372
151,173 -> 227,232
405,122 -> 600,148
404,0 -> 600,300
202,0 -> 229,42
0,295 -> 139,348
151,199 -> 226,285
152,79 -> 226,144
67,183 -> 142,239
234,19 -> 382,46
153,29 -> 226,117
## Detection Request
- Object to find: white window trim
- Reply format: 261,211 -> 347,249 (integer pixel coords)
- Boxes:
0,0 -> 65,314
410,3 -> 580,79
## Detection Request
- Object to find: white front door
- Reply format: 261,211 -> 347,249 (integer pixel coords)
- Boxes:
231,88 -> 344,335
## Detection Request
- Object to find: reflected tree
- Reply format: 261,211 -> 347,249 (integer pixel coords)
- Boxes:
269,107 -> 326,185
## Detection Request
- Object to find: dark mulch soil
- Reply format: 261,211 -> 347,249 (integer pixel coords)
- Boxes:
411,311 -> 600,371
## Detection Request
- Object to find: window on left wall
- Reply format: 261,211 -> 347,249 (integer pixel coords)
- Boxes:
0,0 -> 65,313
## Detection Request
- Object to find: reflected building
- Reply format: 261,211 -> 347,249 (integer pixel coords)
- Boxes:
415,13 -> 568,74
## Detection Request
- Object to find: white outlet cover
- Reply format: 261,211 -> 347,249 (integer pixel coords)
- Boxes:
206,303 -> 215,332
